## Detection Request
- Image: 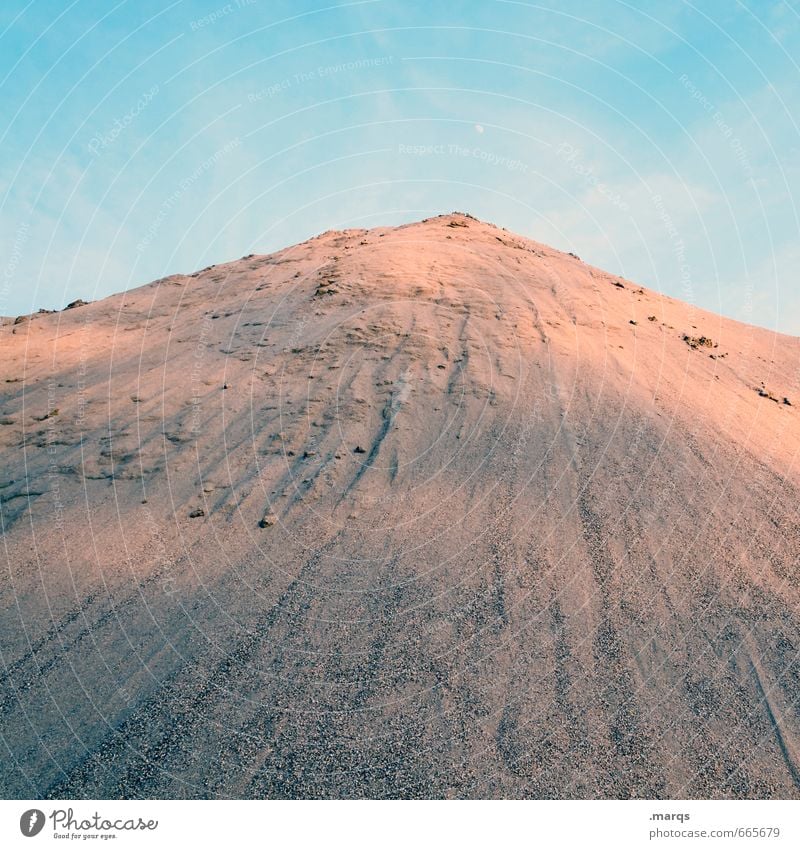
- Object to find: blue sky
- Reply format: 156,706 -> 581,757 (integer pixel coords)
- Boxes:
1,0 -> 799,333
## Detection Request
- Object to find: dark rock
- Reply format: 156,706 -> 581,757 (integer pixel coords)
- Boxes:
683,334 -> 714,349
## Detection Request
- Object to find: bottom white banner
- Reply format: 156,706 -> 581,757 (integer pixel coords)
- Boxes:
0,799 -> 797,848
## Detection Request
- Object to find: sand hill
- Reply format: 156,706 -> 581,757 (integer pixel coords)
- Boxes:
1,213 -> 799,798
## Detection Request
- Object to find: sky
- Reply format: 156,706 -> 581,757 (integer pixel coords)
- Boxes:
1,0 -> 799,334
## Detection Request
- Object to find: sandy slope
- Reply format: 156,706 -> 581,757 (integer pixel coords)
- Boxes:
1,213 -> 799,799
